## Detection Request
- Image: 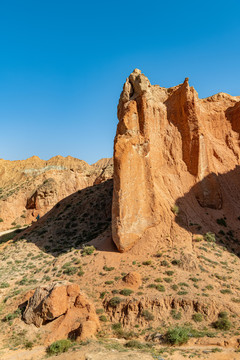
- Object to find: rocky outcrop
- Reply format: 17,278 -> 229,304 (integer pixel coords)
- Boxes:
122,272 -> 142,289
23,283 -> 100,343
0,155 -> 113,231
104,296 -> 230,329
112,69 -> 240,252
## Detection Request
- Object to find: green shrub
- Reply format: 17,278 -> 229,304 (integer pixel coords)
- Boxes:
0,218 -> 3,222
120,289 -> 134,296
142,260 -> 152,265
99,315 -> 107,322
213,318 -> 231,330
82,246 -> 95,256
172,259 -> 180,265
125,340 -> 146,349
204,232 -> 216,243
156,284 -> 165,292
165,326 -> 190,345
46,339 -> 72,355
171,309 -> 182,320
109,297 -> 122,307
103,266 -> 115,271
220,289 -> 232,294
112,322 -> 122,331
142,310 -> 154,321
218,311 -> 228,319
171,284 -> 178,291
0,282 -> 10,288
3,308 -> 21,324
192,313 -> 203,322
63,267 -> 77,275
171,205 -> 179,215
105,280 -> 114,285
177,291 -> 188,295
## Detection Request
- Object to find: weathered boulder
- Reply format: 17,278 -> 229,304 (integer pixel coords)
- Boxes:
122,272 -> 142,289
23,283 -> 100,343
112,69 -> 240,252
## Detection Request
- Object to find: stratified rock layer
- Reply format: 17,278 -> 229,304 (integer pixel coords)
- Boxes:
112,69 -> 240,252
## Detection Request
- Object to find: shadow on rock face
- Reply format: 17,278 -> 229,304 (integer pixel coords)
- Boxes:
13,179 -> 115,256
174,166 -> 240,257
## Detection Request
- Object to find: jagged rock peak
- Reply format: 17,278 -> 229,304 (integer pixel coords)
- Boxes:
112,70 -> 240,252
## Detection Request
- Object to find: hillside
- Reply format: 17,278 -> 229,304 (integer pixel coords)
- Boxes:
0,156 -> 113,231
0,70 -> 240,359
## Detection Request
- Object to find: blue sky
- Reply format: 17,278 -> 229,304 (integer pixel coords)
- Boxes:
0,0 -> 240,164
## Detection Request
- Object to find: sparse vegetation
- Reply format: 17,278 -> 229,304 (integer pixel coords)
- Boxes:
165,326 -> 190,345
46,339 -> 72,355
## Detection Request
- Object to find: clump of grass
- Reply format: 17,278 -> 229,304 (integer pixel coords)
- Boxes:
212,312 -> 231,330
103,266 -> 115,271
108,297 -> 122,307
171,205 -> 179,215
0,282 -> 10,288
204,232 -> 216,243
99,315 -> 107,322
142,260 -> 152,265
46,339 -> 72,355
170,309 -> 182,320
82,245 -> 95,256
120,289 -> 134,296
165,326 -> 189,345
192,313 -> 203,322
142,310 -> 154,321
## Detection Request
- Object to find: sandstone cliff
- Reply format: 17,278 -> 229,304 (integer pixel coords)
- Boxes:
112,69 -> 240,252
0,156 -> 113,231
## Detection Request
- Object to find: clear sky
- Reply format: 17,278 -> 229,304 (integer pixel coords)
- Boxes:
0,0 -> 240,164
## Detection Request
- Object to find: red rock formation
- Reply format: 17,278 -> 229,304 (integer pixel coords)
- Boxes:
112,69 -> 240,252
0,155 -> 113,231
23,283 -> 100,343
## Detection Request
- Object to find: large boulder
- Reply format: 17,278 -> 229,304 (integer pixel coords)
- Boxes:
23,283 -> 100,343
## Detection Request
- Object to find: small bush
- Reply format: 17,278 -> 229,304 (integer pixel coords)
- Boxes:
105,280 -> 114,285
165,326 -> 189,345
120,289 -> 134,296
82,246 -> 95,256
63,267 -> 77,275
142,310 -> 154,321
213,318 -> 231,331
0,218 -> 3,222
204,232 -> 216,243
172,259 -> 180,265
99,315 -> 107,322
109,297 -> 122,307
46,339 -> 72,355
0,282 -> 10,288
192,313 -> 203,322
171,205 -> 179,215
171,309 -> 182,320
103,265 -> 115,271
156,284 -> 165,292
142,260 -> 152,265
218,311 -> 228,319
220,289 -> 232,294
125,340 -> 146,349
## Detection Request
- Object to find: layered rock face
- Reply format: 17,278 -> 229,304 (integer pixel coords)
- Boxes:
0,155 -> 113,230
112,69 -> 240,252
